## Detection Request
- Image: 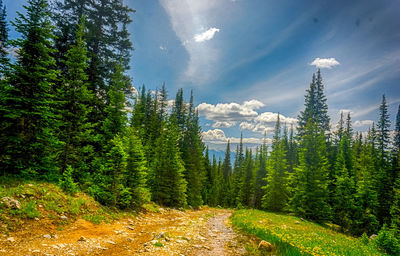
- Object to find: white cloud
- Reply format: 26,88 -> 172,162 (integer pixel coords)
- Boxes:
197,100 -> 297,135
159,0 -> 224,84
310,57 -> 340,69
354,120 -> 374,127
255,112 -> 297,124
212,121 -> 236,128
159,45 -> 166,51
194,27 -> 220,42
202,129 -> 268,151
197,100 -> 265,122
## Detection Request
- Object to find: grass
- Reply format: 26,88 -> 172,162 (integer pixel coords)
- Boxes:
231,209 -> 388,256
0,178 -> 129,231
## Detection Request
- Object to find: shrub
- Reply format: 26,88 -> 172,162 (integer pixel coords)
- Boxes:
59,166 -> 79,195
374,225 -> 400,255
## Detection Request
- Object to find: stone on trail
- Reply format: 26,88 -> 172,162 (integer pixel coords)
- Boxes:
43,234 -> 52,239
60,215 -> 68,220
258,240 -> 272,251
6,237 -> 15,242
155,232 -> 165,239
78,236 -> 87,242
1,197 -> 21,209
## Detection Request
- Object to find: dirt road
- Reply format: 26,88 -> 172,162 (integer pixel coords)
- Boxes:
0,207 -> 250,256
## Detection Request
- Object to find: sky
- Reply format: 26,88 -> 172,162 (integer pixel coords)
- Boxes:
4,0 -> 400,152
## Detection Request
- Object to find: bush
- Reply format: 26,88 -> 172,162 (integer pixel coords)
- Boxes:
374,225 -> 400,255
360,232 -> 369,245
59,166 -> 79,195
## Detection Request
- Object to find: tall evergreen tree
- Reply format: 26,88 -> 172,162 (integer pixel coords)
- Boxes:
262,114 -> 288,211
57,17 -> 95,179
124,127 -> 150,208
377,94 -> 393,224
3,0 -> 59,177
0,0 -> 8,72
290,122 -> 331,221
353,130 -> 379,235
151,115 -> 187,207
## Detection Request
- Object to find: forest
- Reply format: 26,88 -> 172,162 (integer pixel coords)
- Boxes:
0,0 -> 399,254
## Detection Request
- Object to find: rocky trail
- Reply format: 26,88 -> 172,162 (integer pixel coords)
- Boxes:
0,207 -> 252,256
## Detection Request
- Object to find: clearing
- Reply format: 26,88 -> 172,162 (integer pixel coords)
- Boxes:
0,207 -> 252,256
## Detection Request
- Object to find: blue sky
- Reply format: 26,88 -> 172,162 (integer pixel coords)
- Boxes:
5,0 -> 400,151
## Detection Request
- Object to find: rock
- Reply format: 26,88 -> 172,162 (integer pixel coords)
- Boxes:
155,232 -> 165,239
34,217 -> 40,221
295,221 -> 300,224
6,237 -> 15,242
43,234 -> 52,239
150,240 -> 159,245
370,234 -> 378,240
1,197 -> 21,209
78,236 -> 87,242
258,240 -> 272,251
60,215 -> 68,220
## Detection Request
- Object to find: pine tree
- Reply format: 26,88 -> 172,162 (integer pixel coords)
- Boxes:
57,16 -> 95,180
53,0 -> 134,93
0,0 -> 8,72
253,134 -> 268,209
377,94 -> 393,224
390,177 -> 400,232
290,122 -> 331,221
395,105 -> 400,155
3,0 -> 59,177
315,69 -> 330,133
352,131 -> 379,235
151,115 -> 187,207
333,132 -> 356,231
124,127 -> 150,208
262,114 -> 288,211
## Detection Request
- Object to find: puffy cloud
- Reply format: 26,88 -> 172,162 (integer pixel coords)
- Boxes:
310,57 -> 340,69
202,128 -> 267,144
212,121 -> 236,128
353,120 -> 374,127
197,100 -> 265,122
159,45 -> 166,51
239,113 -> 297,135
255,112 -> 297,124
194,27 -> 220,42
197,100 -> 297,135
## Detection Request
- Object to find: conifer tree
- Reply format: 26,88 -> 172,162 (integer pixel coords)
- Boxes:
151,115 -> 187,207
290,122 -> 331,221
353,131 -> 379,235
57,17 -> 95,179
0,0 -> 8,72
377,94 -> 393,224
333,132 -> 356,231
395,104 -> 400,155
4,0 -> 59,177
124,127 -> 150,208
253,134 -> 268,209
262,114 -> 288,211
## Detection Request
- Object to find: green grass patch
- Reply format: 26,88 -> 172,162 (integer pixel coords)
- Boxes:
231,209 -> 388,256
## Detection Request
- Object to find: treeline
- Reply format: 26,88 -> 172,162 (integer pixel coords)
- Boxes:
203,69 -> 400,243
0,0 -> 206,209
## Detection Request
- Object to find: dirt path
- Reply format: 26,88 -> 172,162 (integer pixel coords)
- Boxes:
0,207 -> 250,256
